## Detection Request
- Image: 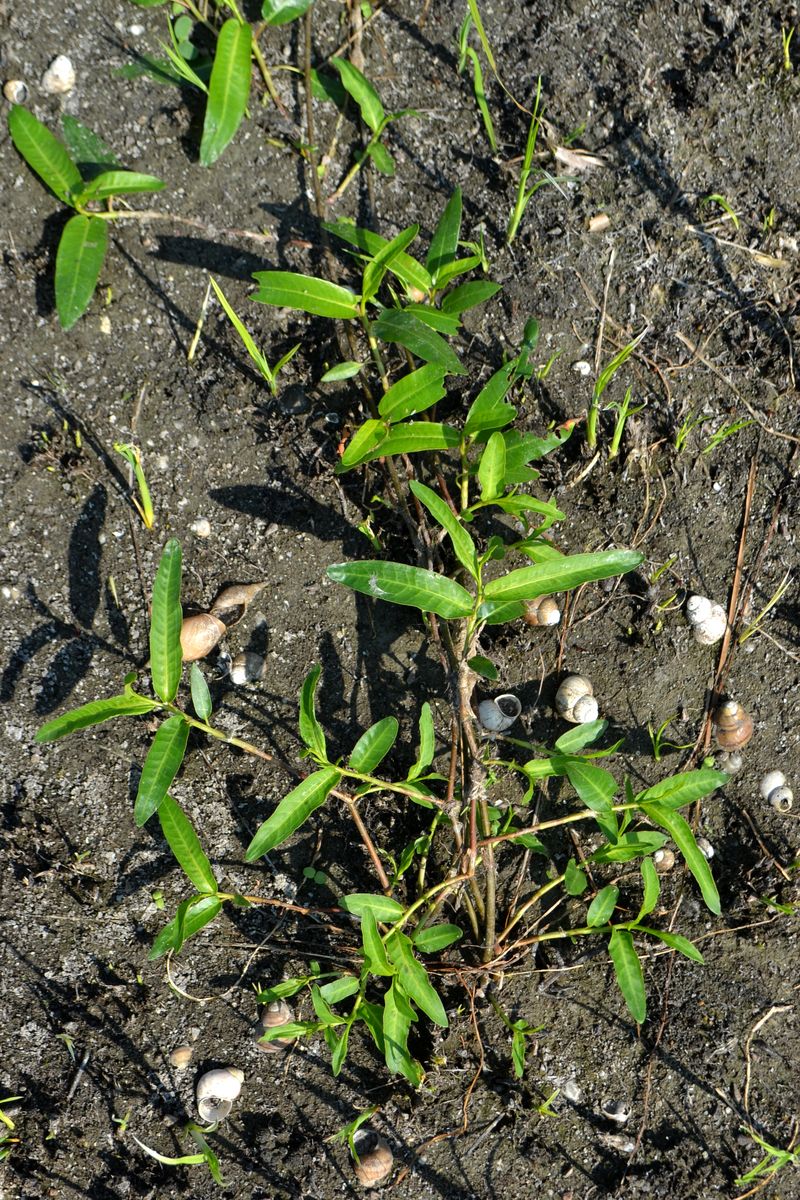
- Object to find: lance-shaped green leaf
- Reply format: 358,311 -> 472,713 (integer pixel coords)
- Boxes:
378,364 -> 447,423
299,664 -> 327,760
148,893 -> 222,960
327,560 -> 474,619
366,137 -> 395,176
502,423 -> 575,482
190,663 -> 212,722
8,105 -> 82,205
410,480 -> 478,580
362,223 -> 420,303
483,495 -> 564,527
340,893 -> 405,921
609,928 -> 646,1023
564,858 -> 587,895
589,832 -> 668,863
587,884 -> 619,927
134,714 -> 190,826
330,57 -> 384,132
55,215 -> 109,330
564,760 -> 616,812
61,114 -> 120,175
440,280 -> 501,314
408,703 -> 435,780
477,431 -> 506,500
158,793 -> 217,894
402,304 -> 460,334
200,18 -> 252,166
383,980 -> 423,1084
386,931 -> 447,1026
338,418 -> 389,470
373,309 -> 465,375
349,716 -> 399,773
638,927 -> 704,963
318,975 -> 360,1004
150,539 -> 183,704
476,598 -> 526,625
637,856 -> 660,921
640,801 -> 721,914
484,549 -> 643,602
361,908 -> 395,976
261,0 -> 314,24
36,692 -> 160,742
463,362 -> 516,435
74,170 -> 165,202
366,422 -> 460,459
252,270 -> 359,318
324,218 -> 432,295
637,768 -> 728,809
554,719 -> 607,753
412,923 -> 462,952
245,767 -> 341,859
427,188 -> 462,281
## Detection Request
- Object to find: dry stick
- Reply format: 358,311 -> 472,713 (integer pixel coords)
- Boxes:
94,207 -> 274,245
742,1004 -> 793,1114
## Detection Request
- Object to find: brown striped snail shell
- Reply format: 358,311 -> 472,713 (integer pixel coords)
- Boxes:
653,847 -> 675,872
712,699 -> 753,750
256,999 -> 294,1052
180,612 -> 226,661
353,1129 -> 393,1188
523,595 -> 561,627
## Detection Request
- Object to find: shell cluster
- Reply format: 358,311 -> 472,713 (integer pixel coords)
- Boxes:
555,675 -> 598,724
180,581 -> 266,663
686,594 -> 727,646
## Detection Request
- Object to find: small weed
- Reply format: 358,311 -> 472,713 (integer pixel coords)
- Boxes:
674,408 -> 710,453
700,193 -> 740,229
734,1126 -> 798,1190
738,571 -> 791,645
608,386 -> 645,459
114,443 -> 155,530
647,715 -> 694,762
587,328 -> 648,450
457,11 -> 497,151
780,26 -> 796,72
209,277 -> 300,396
702,417 -> 755,454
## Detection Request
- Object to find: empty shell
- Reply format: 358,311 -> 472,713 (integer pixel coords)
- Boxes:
353,1129 -> 393,1188
230,651 -> 267,685
3,80 -> 28,104
256,999 -> 294,1052
477,694 -> 522,733
210,582 -> 266,627
180,612 -> 225,661
196,1067 -> 243,1123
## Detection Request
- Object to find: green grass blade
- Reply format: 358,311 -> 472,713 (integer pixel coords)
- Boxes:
252,270 -> 359,317
210,276 -> 271,377
409,481 -> 478,580
158,793 -> 217,893
8,105 -> 82,204
327,560 -> 474,619
378,364 -> 447,423
640,801 -> 721,914
76,170 -> 165,201
427,188 -> 462,281
299,664 -> 327,760
349,716 -> 399,773
245,767 -> 341,859
373,309 -> 465,374
608,928 -> 646,1023
466,0 -> 498,74
149,539 -> 183,703
36,693 -> 159,742
483,549 -> 643,602
466,48 -> 497,151
330,57 -> 385,133
200,18 -> 252,166
55,215 -> 109,330
134,714 -> 190,826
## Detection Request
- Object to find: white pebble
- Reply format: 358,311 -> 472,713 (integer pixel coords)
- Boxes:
41,55 -> 76,95
190,518 -> 211,538
572,360 -> 592,376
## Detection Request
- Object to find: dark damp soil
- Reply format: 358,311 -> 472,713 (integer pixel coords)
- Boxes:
1,0 -> 799,1197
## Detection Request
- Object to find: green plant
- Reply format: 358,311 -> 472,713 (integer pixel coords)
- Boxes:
734,1126 -> 798,1190
114,443 -> 156,529
700,193 -> 740,229
209,278 -> 300,395
702,417 -> 755,454
489,995 -> 542,1078
35,198 -> 728,1092
674,408 -> 710,453
647,715 -> 694,762
457,10 -> 497,151
607,386 -> 645,459
506,78 -> 551,245
780,25 -> 795,72
0,1098 -> 22,1162
586,328 -> 647,450
132,1123 -> 223,1184
7,108 -> 164,328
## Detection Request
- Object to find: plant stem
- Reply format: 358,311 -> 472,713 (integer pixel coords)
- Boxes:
87,208 -> 274,246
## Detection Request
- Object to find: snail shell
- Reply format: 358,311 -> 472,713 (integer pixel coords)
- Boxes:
523,595 -> 561,627
716,750 -> 743,775
696,836 -> 715,860
600,1098 -> 631,1125
169,1045 -> 193,1069
230,651 -> 267,686
685,594 -> 727,646
196,1067 -> 243,1123
41,54 -> 76,95
712,699 -> 753,751
760,770 -> 793,812
256,999 -> 294,1052
210,582 -> 267,628
477,694 -> 522,734
353,1129 -> 393,1189
555,675 -> 598,724
180,612 -> 226,662
653,847 -> 675,872
3,80 -> 28,104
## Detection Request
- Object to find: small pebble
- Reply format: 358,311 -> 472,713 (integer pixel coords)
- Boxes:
41,55 -> 76,95
128,23 -> 145,36
169,1045 -> 193,1069
3,80 -> 28,104
588,212 -> 611,233
99,314 -> 112,336
190,517 -> 211,538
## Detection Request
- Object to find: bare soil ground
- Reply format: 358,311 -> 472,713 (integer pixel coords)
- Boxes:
1,1 -> 798,1197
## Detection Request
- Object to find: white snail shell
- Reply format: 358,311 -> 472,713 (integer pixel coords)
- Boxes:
653,847 -> 675,872
196,1067 -> 243,1123
230,651 -> 267,685
180,612 -> 226,661
353,1129 -> 393,1188
600,1098 -> 631,1125
760,771 -> 793,811
686,594 -> 727,645
256,999 -> 294,1052
555,675 -> 598,724
523,595 -> 561,627
477,694 -> 522,733
41,55 -> 76,95
3,80 -> 28,104
210,582 -> 267,627
716,750 -> 744,775
696,836 -> 715,860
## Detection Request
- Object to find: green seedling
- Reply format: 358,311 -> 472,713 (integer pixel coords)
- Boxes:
0,1098 -> 22,1162
506,78 -> 552,245
114,443 -> 155,529
587,327 -> 648,450
457,11 -> 497,151
209,277 -> 300,395
674,408 -> 709,453
734,1126 -> 798,1189
131,1124 -> 223,1184
536,1090 -> 560,1117
738,570 -> 791,645
608,386 -> 645,459
647,715 -> 694,762
325,1106 -> 380,1158
489,995 -> 542,1078
781,26 -> 795,71
700,193 -> 740,229
702,418 -> 755,454
7,108 -> 165,328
